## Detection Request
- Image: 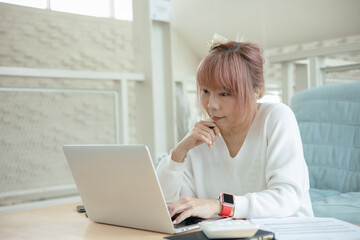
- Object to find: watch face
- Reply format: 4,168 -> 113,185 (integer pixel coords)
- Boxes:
223,193 -> 234,204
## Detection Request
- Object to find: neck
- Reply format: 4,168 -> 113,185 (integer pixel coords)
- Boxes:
220,122 -> 252,158
220,103 -> 260,142
220,121 -> 251,142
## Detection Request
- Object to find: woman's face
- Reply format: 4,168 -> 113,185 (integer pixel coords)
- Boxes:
200,86 -> 240,129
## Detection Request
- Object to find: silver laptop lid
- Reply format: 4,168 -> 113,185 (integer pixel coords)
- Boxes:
63,144 -> 178,234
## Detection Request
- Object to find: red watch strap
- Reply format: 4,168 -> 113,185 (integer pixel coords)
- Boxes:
219,204 -> 232,218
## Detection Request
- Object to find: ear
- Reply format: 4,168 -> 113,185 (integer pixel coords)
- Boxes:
254,88 -> 261,99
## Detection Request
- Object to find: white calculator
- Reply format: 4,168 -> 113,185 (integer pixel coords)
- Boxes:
198,218 -> 259,239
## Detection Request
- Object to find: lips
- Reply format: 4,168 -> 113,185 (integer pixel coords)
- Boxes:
211,116 -> 224,121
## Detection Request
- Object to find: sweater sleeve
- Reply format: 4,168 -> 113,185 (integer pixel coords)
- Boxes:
156,152 -> 197,203
233,104 -> 310,218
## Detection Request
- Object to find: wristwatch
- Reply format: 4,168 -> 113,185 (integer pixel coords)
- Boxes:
218,192 -> 235,218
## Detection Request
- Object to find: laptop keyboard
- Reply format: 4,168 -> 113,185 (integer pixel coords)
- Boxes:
172,215 -> 204,228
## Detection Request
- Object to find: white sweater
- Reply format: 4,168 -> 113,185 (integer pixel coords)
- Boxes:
156,103 -> 314,218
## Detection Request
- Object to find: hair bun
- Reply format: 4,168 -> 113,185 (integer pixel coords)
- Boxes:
207,33 -> 228,51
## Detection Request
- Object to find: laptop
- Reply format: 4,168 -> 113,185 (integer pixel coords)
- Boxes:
63,144 -> 206,234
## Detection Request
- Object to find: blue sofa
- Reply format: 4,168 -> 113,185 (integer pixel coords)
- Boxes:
291,82 -> 360,224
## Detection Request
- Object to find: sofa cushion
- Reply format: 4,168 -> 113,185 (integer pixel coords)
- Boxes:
309,188 -> 341,202
310,189 -> 360,224
291,82 -> 360,193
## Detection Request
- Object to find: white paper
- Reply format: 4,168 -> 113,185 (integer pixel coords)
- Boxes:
250,217 -> 360,240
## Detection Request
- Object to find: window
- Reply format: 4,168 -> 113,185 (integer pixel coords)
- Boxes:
0,0 -> 46,8
51,0 -> 110,18
114,0 -> 132,21
0,0 -> 133,21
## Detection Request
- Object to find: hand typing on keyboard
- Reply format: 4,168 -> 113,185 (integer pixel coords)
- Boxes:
167,196 -> 222,224
171,212 -> 204,227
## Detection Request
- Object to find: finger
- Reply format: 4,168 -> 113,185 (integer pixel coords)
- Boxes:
198,121 -> 220,140
167,204 -> 180,217
173,210 -> 192,224
198,129 -> 214,146
202,121 -> 221,138
212,124 -> 222,138
167,205 -> 175,217
183,129 -> 211,150
197,125 -> 216,146
196,123 -> 215,137
192,127 -> 213,147
198,120 -> 216,129
168,201 -> 188,217
198,133 -> 212,148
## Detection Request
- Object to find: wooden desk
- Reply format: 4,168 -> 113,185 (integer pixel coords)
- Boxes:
1,203 -> 359,240
0,203 -> 171,240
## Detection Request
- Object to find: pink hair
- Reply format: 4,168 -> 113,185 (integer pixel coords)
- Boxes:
196,41 -> 265,125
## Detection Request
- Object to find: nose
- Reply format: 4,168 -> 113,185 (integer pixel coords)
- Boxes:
207,94 -> 219,110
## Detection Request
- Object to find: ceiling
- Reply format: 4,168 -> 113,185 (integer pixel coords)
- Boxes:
171,0 -> 360,58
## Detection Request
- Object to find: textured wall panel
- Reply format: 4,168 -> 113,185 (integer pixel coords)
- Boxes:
0,3 -> 137,205
0,3 -> 134,72
0,90 -> 116,194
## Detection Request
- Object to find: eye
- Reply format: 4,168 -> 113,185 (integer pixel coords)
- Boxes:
202,88 -> 209,94
220,92 -> 230,96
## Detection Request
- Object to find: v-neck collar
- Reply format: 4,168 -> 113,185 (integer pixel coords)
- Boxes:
219,103 -> 266,159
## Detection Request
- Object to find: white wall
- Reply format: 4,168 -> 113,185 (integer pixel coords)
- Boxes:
171,30 -> 201,77
0,2 -> 137,205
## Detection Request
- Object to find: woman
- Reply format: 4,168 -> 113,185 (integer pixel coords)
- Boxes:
156,38 -> 314,224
